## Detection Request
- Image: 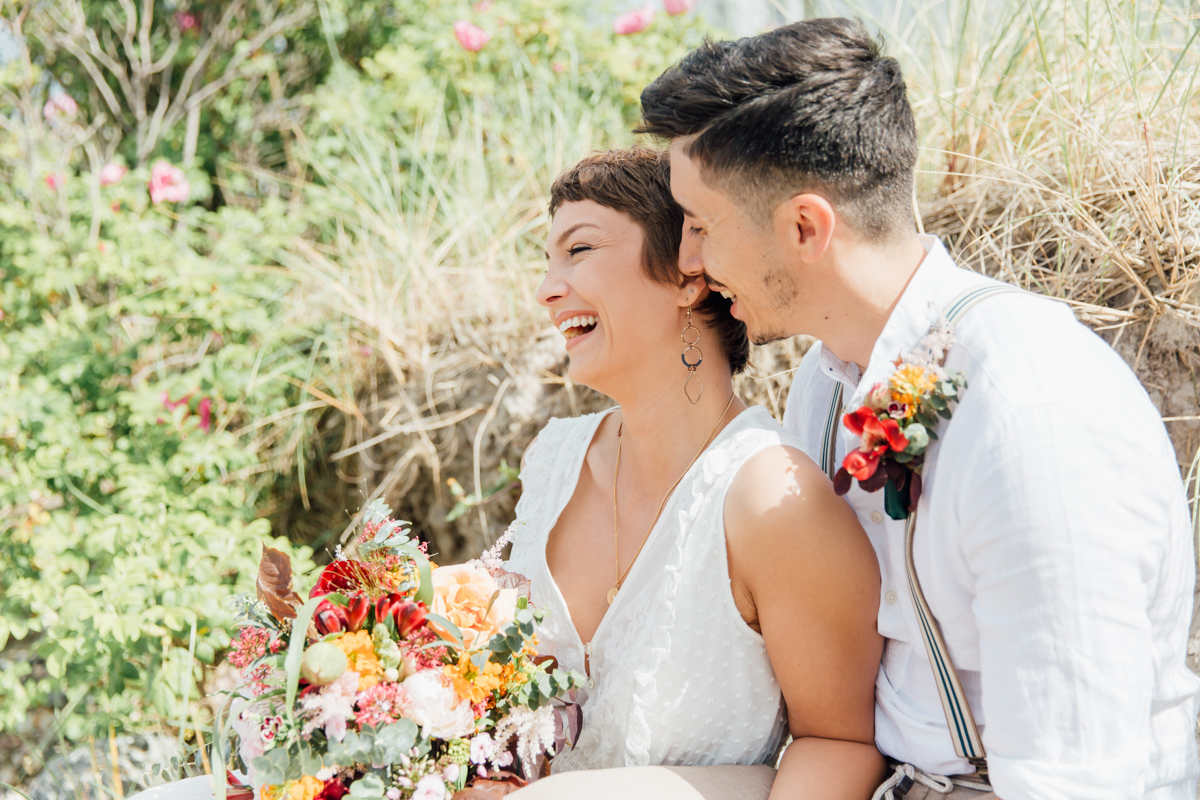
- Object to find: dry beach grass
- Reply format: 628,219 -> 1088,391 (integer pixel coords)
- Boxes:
268,0 -> 1200,569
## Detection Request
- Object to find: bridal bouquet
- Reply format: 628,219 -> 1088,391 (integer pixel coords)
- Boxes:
219,503 -> 578,800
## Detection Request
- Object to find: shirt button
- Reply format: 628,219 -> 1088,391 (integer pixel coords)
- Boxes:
870,511 -> 884,524
587,678 -> 595,689
885,591 -> 898,604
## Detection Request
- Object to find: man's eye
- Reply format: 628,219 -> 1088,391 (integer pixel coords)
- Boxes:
688,226 -> 703,235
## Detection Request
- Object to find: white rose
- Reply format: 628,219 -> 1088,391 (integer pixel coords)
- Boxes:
401,669 -> 476,739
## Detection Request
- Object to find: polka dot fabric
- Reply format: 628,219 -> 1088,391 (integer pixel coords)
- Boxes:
506,407 -> 793,771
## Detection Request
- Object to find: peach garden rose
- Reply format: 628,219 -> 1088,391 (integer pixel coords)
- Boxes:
429,563 -> 517,650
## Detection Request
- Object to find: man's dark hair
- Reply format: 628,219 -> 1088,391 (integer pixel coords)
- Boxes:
638,18 -> 918,241
549,147 -> 749,374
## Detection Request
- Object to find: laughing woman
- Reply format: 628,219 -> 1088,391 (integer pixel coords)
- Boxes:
502,148 -> 884,800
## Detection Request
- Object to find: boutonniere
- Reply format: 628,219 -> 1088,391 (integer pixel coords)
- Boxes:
833,323 -> 966,520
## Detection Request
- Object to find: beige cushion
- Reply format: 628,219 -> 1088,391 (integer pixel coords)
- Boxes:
509,764 -> 775,800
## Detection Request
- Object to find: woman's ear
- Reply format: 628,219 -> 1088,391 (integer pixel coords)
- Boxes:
678,277 -> 710,307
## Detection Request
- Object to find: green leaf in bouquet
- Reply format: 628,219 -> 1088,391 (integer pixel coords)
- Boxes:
328,729 -> 375,766
285,596 -> 325,724
298,741 -> 326,776
362,500 -> 393,525
348,773 -> 386,799
371,719 -> 418,763
395,544 -> 433,606
251,745 -> 295,785
423,612 -> 464,649
471,650 -> 492,671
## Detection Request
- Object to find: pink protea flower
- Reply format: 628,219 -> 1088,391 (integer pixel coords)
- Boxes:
99,162 -> 127,186
354,681 -> 411,728
148,160 -> 190,204
43,172 -> 66,191
663,0 -> 695,14
453,20 -> 490,52
614,5 -> 654,34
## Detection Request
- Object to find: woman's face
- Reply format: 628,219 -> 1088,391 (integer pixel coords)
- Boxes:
538,200 -> 683,392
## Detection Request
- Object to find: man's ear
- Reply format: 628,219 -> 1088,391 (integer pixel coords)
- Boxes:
777,193 -> 836,263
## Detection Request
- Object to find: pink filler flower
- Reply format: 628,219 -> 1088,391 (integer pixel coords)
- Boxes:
43,173 -> 65,191
148,161 -> 190,204
453,20 -> 490,52
99,162 -> 127,186
664,0 -> 695,14
614,5 -> 654,34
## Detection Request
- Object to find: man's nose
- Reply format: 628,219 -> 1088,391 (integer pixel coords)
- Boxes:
678,226 -> 703,277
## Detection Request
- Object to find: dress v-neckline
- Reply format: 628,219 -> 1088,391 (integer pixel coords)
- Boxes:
537,406 -> 755,673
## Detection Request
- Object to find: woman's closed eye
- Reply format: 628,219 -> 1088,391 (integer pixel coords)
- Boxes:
568,244 -> 593,257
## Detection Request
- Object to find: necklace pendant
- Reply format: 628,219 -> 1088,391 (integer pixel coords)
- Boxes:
607,586 -> 619,605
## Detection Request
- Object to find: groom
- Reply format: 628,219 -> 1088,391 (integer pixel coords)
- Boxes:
640,17 -> 1199,800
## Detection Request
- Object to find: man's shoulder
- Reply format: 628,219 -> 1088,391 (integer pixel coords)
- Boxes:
780,342 -> 841,457
950,290 -> 1150,414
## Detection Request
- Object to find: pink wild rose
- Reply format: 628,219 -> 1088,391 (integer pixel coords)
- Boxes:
43,93 -> 78,120
99,162 -> 127,186
148,161 -> 190,204
197,397 -> 214,431
663,0 -> 695,14
453,20 -> 490,52
614,5 -> 654,34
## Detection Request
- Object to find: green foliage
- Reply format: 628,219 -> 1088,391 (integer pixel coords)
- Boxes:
0,130 -> 323,742
0,0 -> 708,765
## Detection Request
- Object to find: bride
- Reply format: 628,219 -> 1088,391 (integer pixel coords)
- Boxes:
503,147 -> 884,799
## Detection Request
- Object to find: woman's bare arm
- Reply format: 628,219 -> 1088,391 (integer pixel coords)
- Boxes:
725,445 -> 886,800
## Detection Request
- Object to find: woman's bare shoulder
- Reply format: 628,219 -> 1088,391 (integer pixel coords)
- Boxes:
724,443 -> 878,584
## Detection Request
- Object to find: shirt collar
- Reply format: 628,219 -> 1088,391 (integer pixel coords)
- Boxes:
820,235 -> 960,408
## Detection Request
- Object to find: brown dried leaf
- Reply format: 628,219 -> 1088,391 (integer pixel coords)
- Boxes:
451,770 -> 528,800
493,567 -> 531,601
257,546 -> 302,621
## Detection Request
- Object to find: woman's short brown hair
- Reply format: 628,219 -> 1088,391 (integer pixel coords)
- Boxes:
548,147 -> 749,374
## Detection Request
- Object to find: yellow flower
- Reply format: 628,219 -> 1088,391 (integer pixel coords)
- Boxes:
445,649 -> 505,705
265,777 -> 324,800
889,364 -> 936,408
331,629 -> 383,689
288,776 -> 325,800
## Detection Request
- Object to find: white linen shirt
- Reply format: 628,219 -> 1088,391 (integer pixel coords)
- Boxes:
782,236 -> 1200,800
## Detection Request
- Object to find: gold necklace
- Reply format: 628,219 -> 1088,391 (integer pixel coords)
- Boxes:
608,392 -> 737,605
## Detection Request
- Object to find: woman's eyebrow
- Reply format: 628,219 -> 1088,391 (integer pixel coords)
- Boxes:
554,222 -> 601,249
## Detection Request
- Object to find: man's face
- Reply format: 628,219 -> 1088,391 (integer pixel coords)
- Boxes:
669,139 -> 798,345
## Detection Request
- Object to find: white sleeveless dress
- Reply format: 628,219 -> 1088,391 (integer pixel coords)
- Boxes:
505,406 -> 795,773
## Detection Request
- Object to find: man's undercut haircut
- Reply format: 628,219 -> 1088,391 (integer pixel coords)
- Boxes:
549,147 -> 749,374
638,18 -> 918,241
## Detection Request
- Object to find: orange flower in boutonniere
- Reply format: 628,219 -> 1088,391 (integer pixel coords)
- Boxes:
835,324 -> 965,519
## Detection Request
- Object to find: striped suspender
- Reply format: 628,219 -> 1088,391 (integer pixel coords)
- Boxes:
820,282 -> 1025,778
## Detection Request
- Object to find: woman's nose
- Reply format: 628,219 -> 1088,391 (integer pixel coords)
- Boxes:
536,263 -> 568,308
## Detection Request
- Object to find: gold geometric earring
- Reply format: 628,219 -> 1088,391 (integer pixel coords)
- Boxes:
682,305 -> 703,405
